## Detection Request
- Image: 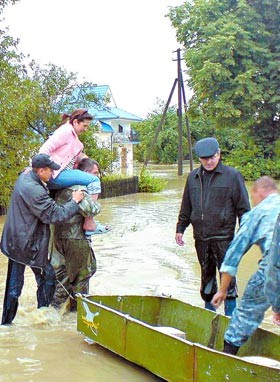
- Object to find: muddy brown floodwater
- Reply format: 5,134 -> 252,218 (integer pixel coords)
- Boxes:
0,164 -> 278,381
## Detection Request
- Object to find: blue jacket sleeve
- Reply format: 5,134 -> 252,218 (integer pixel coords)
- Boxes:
264,215 -> 280,313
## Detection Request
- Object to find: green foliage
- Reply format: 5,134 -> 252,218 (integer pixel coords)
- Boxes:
101,173 -> 128,181
28,62 -> 104,141
0,0 -> 19,12
133,103 -> 189,164
0,29 -> 42,206
138,168 -> 167,193
195,125 -> 280,181
132,101 -> 280,181
168,0 -> 280,158
225,141 -> 280,181
27,61 -> 80,140
99,170 -> 167,194
0,10 -> 119,207
274,139 -> 280,158
28,64 -> 117,173
79,128 -> 117,173
0,25 -> 117,205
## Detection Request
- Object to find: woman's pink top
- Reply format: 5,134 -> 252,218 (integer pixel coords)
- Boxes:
39,122 -> 84,178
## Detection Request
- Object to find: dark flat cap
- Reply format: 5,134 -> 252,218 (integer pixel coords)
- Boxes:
194,137 -> 219,158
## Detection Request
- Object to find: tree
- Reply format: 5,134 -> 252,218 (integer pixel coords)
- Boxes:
0,29 -> 113,205
133,102 -> 190,164
27,62 -> 107,141
168,0 -> 280,158
80,128 -> 117,173
0,29 -> 42,206
0,0 -> 19,12
28,65 -> 116,172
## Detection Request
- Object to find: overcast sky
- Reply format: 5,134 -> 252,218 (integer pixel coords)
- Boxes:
2,0 -> 188,118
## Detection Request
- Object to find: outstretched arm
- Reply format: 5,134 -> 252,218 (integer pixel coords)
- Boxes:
211,273 -> 233,308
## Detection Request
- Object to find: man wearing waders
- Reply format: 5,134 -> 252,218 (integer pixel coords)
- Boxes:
50,158 -> 100,311
175,137 -> 250,316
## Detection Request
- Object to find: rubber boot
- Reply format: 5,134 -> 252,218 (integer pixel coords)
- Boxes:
205,301 -> 216,312
223,340 -> 239,355
1,297 -> 18,325
224,298 -> 236,316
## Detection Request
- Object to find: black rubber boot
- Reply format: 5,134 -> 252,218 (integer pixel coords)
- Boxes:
1,297 -> 18,325
223,340 -> 240,355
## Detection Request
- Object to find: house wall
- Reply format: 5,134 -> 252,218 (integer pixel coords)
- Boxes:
111,120 -> 132,140
93,132 -> 112,149
110,144 -> 133,175
93,119 -> 135,174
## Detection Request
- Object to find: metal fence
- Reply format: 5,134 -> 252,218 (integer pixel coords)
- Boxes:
100,176 -> 139,199
0,206 -> 7,216
0,177 -> 139,215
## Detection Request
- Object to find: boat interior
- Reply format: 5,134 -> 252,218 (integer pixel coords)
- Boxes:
77,294 -> 280,361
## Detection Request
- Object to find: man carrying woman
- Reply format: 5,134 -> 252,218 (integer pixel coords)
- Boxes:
39,109 -> 101,235
1,154 -> 85,324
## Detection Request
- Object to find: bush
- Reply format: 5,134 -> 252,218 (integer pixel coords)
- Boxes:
101,173 -> 128,181
101,169 -> 167,194
138,168 -> 167,193
225,148 -> 280,181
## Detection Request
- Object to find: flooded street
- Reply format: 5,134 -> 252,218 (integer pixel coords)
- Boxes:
0,164 -> 278,381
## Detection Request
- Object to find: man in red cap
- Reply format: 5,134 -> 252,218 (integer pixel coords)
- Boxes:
175,137 -> 250,316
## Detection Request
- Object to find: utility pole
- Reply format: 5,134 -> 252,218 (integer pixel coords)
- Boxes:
143,49 -> 193,174
177,48 -> 183,176
180,71 -> 193,171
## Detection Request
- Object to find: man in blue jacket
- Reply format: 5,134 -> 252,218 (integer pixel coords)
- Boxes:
1,154 -> 85,325
264,213 -> 280,326
212,176 -> 280,355
175,137 -> 250,316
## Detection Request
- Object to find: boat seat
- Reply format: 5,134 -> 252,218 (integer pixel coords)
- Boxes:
154,326 -> 186,339
242,356 -> 280,369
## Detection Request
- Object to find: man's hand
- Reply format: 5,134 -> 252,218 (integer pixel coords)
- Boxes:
72,190 -> 85,204
272,312 -> 280,326
211,290 -> 227,309
211,272 -> 233,308
175,233 -> 184,246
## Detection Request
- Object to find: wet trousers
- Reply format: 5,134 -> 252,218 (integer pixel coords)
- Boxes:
1,259 -> 56,325
195,239 -> 238,315
51,238 -> 97,311
225,268 -> 270,347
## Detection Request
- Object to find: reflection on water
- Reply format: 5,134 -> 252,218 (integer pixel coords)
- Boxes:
0,164 -> 278,381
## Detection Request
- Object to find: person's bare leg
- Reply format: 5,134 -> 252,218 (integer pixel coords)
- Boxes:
83,194 -> 98,231
83,216 -> 97,231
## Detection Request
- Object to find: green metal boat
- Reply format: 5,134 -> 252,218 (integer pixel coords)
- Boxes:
77,295 -> 280,381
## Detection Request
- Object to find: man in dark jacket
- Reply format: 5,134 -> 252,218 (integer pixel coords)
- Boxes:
1,153 -> 85,325
175,137 -> 250,316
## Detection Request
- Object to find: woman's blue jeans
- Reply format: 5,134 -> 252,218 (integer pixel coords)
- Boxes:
1,259 -> 56,325
48,169 -> 101,195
